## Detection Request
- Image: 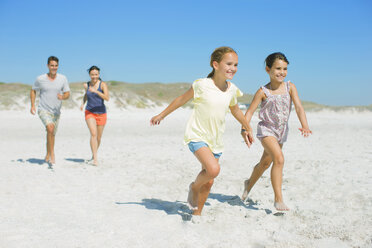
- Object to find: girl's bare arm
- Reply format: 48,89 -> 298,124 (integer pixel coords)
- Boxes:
289,82 -> 312,137
150,87 -> 194,125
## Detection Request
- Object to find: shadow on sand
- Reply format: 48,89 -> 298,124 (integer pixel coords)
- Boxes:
15,158 -> 46,165
116,193 -> 275,221
14,158 -> 54,170
208,193 -> 273,214
64,158 -> 85,163
116,198 -> 193,221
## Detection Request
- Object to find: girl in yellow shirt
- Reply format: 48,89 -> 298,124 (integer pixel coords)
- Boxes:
150,47 -> 254,215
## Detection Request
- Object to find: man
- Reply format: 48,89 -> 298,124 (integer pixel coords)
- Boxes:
30,56 -> 70,166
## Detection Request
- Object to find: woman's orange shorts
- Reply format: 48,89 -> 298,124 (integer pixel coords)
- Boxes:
85,110 -> 107,126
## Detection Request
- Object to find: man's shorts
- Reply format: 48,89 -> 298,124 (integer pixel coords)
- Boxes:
85,110 -> 107,126
38,110 -> 60,135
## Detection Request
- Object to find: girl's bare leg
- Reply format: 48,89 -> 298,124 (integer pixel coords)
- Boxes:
193,156 -> 219,215
192,179 -> 214,215
261,136 -> 289,211
188,147 -> 220,214
242,150 -> 273,201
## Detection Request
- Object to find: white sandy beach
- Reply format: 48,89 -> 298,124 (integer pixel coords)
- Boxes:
0,108 -> 371,248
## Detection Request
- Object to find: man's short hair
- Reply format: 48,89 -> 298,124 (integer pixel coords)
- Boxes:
47,56 -> 59,64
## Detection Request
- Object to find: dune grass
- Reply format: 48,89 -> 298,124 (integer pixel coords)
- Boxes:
0,81 -> 370,111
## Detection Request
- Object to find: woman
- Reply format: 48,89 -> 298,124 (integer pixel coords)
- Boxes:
80,66 -> 109,166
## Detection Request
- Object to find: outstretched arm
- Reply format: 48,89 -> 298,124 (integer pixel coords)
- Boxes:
150,87 -> 194,125
80,83 -> 88,111
241,88 -> 264,144
80,94 -> 87,111
289,82 -> 312,137
230,104 -> 254,147
30,89 -> 36,115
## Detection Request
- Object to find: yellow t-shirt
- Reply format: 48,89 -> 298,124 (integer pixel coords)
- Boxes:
184,78 -> 243,153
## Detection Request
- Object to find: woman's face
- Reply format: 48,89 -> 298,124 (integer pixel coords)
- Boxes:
213,52 -> 238,80
89,69 -> 100,82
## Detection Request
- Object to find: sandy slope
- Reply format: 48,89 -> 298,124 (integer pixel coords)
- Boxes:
0,109 -> 371,248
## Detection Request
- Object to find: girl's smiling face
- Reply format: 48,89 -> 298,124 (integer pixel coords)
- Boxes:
213,52 -> 238,80
266,59 -> 288,83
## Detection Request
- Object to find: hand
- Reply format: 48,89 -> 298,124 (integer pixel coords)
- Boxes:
80,104 -> 84,111
247,130 -> 254,145
30,106 -> 36,115
241,129 -> 254,148
57,93 -> 63,100
150,114 -> 163,125
299,127 -> 312,137
88,86 -> 98,94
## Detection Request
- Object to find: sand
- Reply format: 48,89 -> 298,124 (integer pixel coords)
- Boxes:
0,108 -> 371,248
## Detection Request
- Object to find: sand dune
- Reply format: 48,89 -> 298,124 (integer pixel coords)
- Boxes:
2,82 -> 370,112
0,108 -> 371,248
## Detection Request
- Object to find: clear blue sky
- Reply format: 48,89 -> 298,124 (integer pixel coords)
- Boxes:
0,0 -> 371,106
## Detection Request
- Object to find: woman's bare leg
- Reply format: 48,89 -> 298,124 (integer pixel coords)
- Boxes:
86,118 -> 98,165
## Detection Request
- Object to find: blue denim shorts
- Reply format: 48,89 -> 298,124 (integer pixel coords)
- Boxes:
187,141 -> 222,159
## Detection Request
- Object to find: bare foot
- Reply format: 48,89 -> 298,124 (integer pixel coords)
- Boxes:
274,202 -> 290,211
191,215 -> 202,223
44,155 -> 50,163
187,183 -> 198,210
50,154 -> 55,165
241,179 -> 250,201
87,159 -> 98,166
47,161 -> 54,169
192,210 -> 201,216
85,157 -> 94,164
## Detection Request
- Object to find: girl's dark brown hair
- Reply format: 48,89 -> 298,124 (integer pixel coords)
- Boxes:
265,52 -> 289,68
